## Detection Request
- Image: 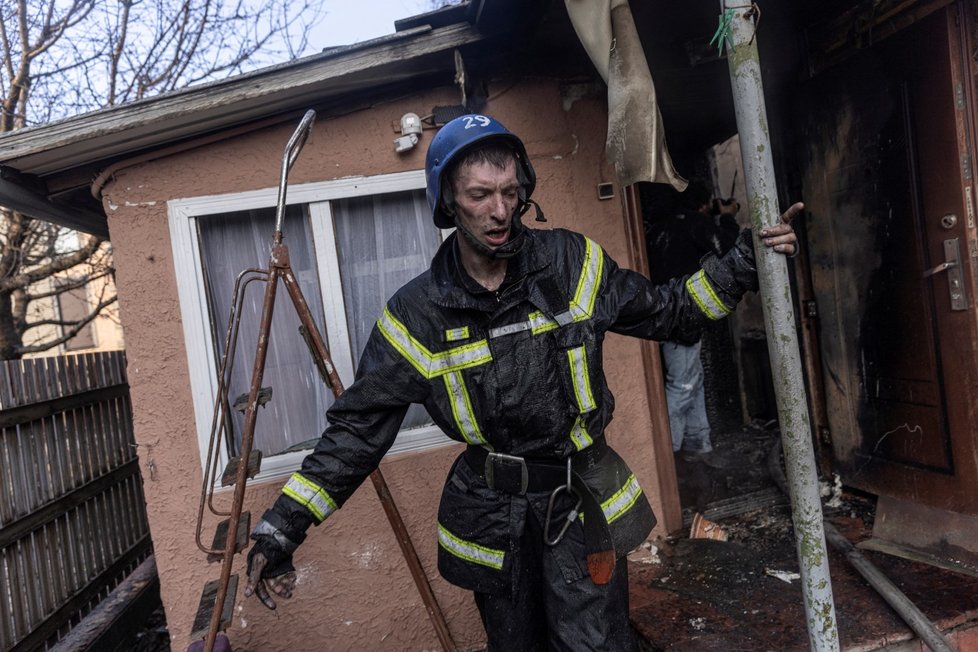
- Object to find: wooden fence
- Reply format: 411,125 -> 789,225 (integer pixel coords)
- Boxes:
0,351 -> 152,651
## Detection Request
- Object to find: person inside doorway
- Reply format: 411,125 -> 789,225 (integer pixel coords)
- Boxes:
646,179 -> 742,469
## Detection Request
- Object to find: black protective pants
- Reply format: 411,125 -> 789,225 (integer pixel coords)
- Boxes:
473,504 -> 636,652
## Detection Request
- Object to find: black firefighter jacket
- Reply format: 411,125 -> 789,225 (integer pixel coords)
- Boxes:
264,225 -> 760,594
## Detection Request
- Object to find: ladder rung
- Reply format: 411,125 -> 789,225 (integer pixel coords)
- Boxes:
221,450 -> 262,486
190,574 -> 239,640
231,386 -> 273,413
208,512 -> 251,563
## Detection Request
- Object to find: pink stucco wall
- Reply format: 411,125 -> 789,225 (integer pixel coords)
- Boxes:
102,80 -> 670,651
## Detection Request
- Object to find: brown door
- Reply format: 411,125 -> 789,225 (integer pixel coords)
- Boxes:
799,5 -> 978,514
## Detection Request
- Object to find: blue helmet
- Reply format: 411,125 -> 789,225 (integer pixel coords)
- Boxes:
425,114 -> 536,229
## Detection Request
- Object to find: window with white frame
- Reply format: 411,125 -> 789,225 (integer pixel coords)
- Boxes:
169,170 -> 449,484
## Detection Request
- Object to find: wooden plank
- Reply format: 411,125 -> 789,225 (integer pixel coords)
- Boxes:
51,555 -> 159,652
0,427 -> 13,525
18,359 -> 31,407
0,360 -> 11,408
0,460 -> 139,549
99,401 -> 119,474
53,355 -> 66,400
23,532 -> 44,629
39,520 -> 65,622
0,545 -> 14,650
31,420 -> 52,506
60,512 -> 84,598
0,352 -> 149,652
220,450 -> 262,487
35,358 -> 48,404
190,574 -> 239,640
0,384 -> 128,429
41,357 -> 55,403
25,421 -> 44,513
9,421 -> 27,519
4,543 -> 26,647
23,360 -> 36,407
102,486 -> 124,562
9,361 -> 24,409
7,538 -> 151,652
207,512 -> 251,563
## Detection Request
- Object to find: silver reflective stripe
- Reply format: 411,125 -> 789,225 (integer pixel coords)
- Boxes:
378,307 -> 492,378
282,472 -> 337,523
601,474 -> 643,524
445,326 -> 470,342
489,320 -> 532,338
489,310 -> 559,339
685,269 -> 731,320
438,523 -> 505,570
569,415 -> 593,451
252,519 -> 301,553
567,345 -> 596,413
443,371 -> 486,445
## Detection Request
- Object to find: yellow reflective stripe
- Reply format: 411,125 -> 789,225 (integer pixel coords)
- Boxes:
569,237 -> 604,323
443,371 -> 486,445
445,326 -> 470,342
438,523 -> 505,570
489,239 -> 603,338
282,472 -> 337,523
529,311 -> 559,335
569,415 -> 593,451
378,307 -> 492,378
567,345 -> 596,412
601,474 -> 643,524
685,270 -> 731,320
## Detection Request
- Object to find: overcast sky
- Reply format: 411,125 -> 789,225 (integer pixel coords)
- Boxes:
308,0 -> 436,48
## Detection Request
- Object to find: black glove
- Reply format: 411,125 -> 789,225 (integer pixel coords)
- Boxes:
247,533 -> 295,579
247,509 -> 309,579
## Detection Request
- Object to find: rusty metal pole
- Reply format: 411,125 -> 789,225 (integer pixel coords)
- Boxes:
280,268 -> 457,652
720,3 -> 839,650
823,523 -> 954,652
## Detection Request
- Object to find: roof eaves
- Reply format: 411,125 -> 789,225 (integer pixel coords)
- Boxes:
0,22 -> 483,175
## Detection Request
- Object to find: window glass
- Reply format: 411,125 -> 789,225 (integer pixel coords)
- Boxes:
194,188 -> 441,458
58,280 -> 97,351
197,204 -> 329,456
332,189 -> 440,429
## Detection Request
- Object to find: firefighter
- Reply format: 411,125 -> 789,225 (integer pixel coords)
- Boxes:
245,114 -> 799,650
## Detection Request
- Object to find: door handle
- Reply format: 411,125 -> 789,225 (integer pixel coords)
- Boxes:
921,261 -> 957,278
921,237 -> 968,310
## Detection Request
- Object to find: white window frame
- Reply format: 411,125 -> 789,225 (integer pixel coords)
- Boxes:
168,170 -> 452,487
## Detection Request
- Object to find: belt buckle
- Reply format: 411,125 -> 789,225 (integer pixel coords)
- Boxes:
485,452 -> 528,495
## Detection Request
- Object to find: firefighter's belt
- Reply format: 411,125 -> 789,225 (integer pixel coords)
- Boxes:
463,439 -> 608,496
463,440 -> 617,584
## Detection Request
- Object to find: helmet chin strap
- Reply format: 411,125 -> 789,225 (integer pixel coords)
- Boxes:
454,211 -> 526,260
445,194 -> 544,260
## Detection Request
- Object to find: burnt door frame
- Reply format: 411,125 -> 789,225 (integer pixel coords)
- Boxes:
799,3 -> 978,514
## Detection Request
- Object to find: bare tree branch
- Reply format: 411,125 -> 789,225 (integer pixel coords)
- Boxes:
20,294 -> 118,354
0,0 -> 325,358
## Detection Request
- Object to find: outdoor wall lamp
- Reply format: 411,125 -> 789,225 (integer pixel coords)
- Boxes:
394,112 -> 423,153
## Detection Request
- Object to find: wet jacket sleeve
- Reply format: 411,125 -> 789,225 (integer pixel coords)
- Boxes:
260,299 -> 431,536
604,229 -> 758,342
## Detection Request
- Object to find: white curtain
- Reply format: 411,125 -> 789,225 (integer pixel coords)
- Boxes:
332,190 -> 440,430
198,205 -> 330,456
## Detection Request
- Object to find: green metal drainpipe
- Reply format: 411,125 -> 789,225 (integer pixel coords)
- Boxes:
719,2 -> 840,649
